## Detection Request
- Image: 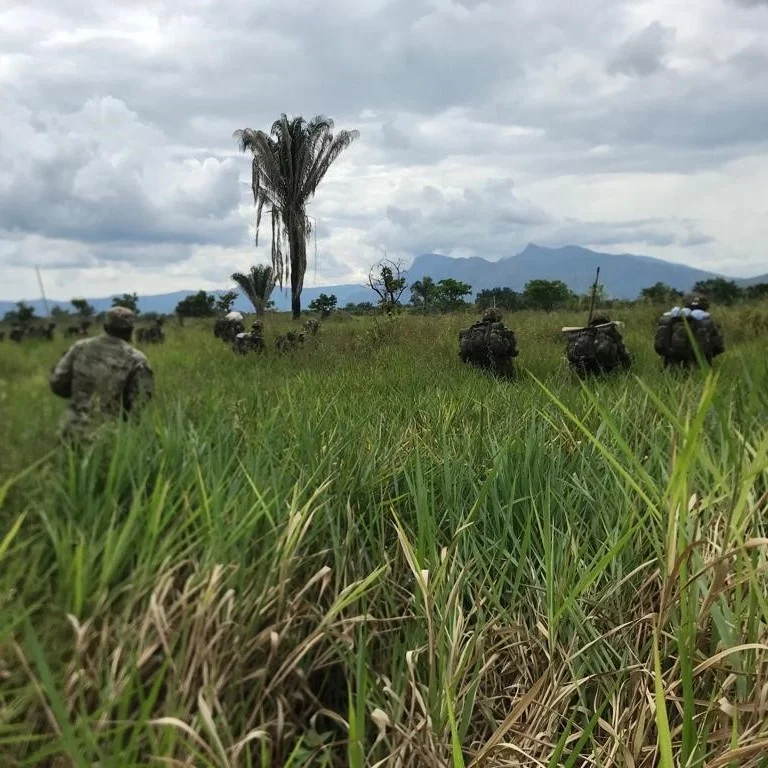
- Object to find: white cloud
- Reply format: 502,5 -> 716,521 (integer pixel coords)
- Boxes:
2,0 -> 768,302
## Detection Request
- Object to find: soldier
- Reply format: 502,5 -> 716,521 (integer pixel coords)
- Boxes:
42,322 -> 56,341
654,294 -> 724,369
304,318 -> 320,336
214,311 -> 245,343
10,325 -> 24,343
563,315 -> 631,377
275,330 -> 305,353
233,321 -> 265,355
49,307 -> 154,440
458,308 -> 518,379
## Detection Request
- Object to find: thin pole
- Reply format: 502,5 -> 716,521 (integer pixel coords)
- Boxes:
587,266 -> 600,326
36,266 -> 50,316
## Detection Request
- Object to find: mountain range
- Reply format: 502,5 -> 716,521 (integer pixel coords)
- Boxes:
2,244 -> 765,317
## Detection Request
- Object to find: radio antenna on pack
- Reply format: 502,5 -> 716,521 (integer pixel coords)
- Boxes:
587,266 -> 601,326
35,266 -> 50,317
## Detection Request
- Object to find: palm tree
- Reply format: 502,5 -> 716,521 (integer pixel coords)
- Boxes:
234,115 -> 359,319
410,276 -> 437,310
231,265 -> 276,316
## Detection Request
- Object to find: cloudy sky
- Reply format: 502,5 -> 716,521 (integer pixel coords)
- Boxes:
2,0 -> 768,301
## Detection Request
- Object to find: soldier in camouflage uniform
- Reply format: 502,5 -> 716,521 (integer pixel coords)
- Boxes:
49,307 -> 154,440
214,311 -> 245,343
304,318 -> 320,336
233,321 -> 265,355
654,295 -> 724,369
564,315 -> 631,377
275,330 -> 305,353
458,308 -> 518,379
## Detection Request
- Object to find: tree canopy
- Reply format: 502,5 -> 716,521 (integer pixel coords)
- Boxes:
231,265 -> 276,316
692,278 -> 742,306
308,293 -> 337,318
234,114 -> 359,318
175,291 -> 216,318
523,280 -> 574,312
215,290 -> 239,314
71,298 -> 95,318
111,293 -> 139,313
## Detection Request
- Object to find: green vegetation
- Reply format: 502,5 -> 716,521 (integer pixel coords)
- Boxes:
175,290 -> 216,318
1,304 -> 768,766
308,293 -> 338,318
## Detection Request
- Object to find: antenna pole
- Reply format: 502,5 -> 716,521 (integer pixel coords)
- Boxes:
587,266 -> 600,326
36,266 -> 50,317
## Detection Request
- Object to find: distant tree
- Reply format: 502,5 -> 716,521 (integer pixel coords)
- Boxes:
368,258 -> 407,312
234,115 -> 359,318
343,301 -> 375,314
746,282 -> 768,300
639,282 -> 684,304
112,293 -> 139,313
71,298 -> 95,318
308,293 -> 337,318
3,301 -> 36,327
523,279 -> 573,312
435,278 -> 472,310
215,290 -> 239,314
692,278 -> 742,306
476,287 -> 525,312
50,305 -> 70,319
231,265 -> 276,316
175,290 -> 216,318
409,276 -> 438,310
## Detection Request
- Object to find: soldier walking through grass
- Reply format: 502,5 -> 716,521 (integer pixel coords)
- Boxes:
49,307 -> 154,440
654,294 -> 725,369
458,308 -> 519,379
563,315 -> 632,377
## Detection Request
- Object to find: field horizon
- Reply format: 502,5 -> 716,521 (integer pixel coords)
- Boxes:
2,305 -> 767,766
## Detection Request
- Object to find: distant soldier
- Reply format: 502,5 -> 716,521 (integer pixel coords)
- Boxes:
304,318 -> 320,336
49,307 -> 154,440
41,322 -> 56,341
10,325 -> 23,343
138,318 -> 165,344
654,294 -> 724,369
275,330 -> 305,353
458,308 -> 518,379
563,315 -> 631,377
214,311 -> 245,343
233,321 -> 265,355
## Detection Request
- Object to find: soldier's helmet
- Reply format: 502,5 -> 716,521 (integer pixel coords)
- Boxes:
685,294 -> 710,311
104,306 -> 136,333
482,308 -> 503,323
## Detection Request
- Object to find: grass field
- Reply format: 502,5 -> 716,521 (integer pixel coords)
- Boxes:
1,305 -> 768,767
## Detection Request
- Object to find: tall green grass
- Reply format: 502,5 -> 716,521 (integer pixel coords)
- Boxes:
1,306 -> 767,766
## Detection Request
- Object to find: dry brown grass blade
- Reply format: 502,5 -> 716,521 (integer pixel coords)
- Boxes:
468,668 -> 549,767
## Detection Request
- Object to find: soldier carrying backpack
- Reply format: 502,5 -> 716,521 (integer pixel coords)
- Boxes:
654,295 -> 724,369
459,308 -> 519,379
563,315 -> 631,377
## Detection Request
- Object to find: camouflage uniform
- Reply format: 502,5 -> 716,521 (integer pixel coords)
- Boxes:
304,319 -> 320,336
654,295 -> 725,368
214,312 -> 245,343
459,308 -> 518,379
233,322 -> 265,355
565,317 -> 631,377
49,307 -> 154,440
275,331 -> 305,353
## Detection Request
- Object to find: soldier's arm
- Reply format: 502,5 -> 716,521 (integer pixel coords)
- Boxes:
123,360 -> 155,413
49,343 -> 80,398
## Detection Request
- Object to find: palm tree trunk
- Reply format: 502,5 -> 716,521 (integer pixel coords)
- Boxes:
288,218 -> 306,320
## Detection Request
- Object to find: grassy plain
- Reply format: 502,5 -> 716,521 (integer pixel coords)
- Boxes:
1,305 -> 768,766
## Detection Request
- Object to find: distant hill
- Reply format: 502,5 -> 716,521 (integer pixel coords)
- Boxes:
2,244 -> 765,317
408,244 -> 729,297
